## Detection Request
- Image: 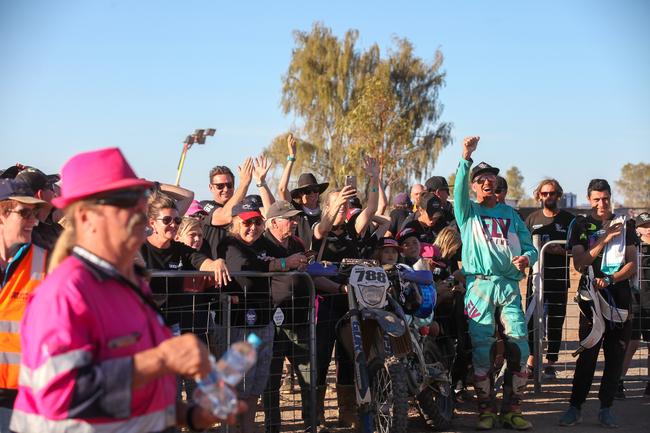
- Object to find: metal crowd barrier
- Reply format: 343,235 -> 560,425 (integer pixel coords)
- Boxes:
150,270 -> 317,433
530,236 -> 649,393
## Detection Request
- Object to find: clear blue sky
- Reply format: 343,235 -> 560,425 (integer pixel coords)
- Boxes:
1,0 -> 648,205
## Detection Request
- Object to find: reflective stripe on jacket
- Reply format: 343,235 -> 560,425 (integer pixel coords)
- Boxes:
0,244 -> 47,390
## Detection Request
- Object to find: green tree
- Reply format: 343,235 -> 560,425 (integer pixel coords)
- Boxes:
505,166 -> 526,201
616,162 -> 650,207
264,23 -> 452,193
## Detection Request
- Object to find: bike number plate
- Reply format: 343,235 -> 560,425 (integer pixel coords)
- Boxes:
350,265 -> 389,309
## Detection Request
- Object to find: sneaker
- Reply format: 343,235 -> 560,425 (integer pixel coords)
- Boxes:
598,407 -> 619,428
644,382 -> 650,397
614,380 -> 626,400
558,406 -> 582,427
543,365 -> 557,381
477,412 -> 498,430
501,411 -> 533,430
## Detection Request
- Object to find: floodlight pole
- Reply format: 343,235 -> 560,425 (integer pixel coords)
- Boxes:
175,128 -> 216,186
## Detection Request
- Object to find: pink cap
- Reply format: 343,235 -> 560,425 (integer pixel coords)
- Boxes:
185,200 -> 208,217
52,147 -> 153,208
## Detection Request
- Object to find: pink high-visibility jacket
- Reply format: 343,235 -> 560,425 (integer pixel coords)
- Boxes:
11,252 -> 177,433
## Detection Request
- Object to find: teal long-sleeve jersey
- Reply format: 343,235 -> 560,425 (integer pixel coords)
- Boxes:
453,158 -> 538,281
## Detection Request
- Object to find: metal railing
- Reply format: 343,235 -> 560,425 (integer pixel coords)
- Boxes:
150,270 -> 317,433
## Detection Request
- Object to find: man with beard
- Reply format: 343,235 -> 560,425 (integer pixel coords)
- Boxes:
524,179 -> 574,380
201,158 -> 254,259
454,136 -> 537,431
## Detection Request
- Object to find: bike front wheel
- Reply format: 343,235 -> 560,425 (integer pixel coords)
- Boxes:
368,356 -> 409,433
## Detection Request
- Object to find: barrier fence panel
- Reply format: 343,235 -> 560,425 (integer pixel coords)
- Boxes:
530,237 -> 649,394
150,270 -> 317,433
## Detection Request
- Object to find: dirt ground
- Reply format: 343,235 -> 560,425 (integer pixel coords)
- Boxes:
265,268 -> 650,432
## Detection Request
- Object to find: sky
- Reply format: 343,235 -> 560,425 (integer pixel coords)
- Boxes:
1,0 -> 648,205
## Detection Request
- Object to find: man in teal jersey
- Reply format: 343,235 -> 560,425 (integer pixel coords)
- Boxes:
454,136 -> 538,430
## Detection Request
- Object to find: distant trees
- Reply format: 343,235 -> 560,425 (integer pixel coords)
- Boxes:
505,166 -> 526,201
616,162 -> 650,207
263,23 -> 452,193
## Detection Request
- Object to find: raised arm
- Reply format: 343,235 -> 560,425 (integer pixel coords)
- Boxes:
355,157 -> 380,235
210,158 -> 254,226
453,136 -> 480,227
253,155 -> 276,215
376,166 -> 388,216
278,134 -> 297,201
313,185 -> 356,240
158,183 -> 194,216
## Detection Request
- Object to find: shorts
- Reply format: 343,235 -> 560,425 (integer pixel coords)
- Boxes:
212,322 -> 275,398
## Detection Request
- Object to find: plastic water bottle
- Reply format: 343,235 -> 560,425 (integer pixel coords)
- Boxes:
193,333 -> 262,418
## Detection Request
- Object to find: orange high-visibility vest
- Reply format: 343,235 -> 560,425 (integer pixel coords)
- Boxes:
0,244 -> 47,390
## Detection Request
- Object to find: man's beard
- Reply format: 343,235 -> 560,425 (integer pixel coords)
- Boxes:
544,201 -> 558,211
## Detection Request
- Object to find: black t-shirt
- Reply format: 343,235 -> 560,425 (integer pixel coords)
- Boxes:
567,215 -> 638,309
257,230 -> 310,325
200,200 -> 228,260
402,219 -> 438,245
290,200 -> 321,249
311,225 -> 360,263
346,212 -> 381,259
525,209 -> 574,282
218,236 -> 273,327
389,208 -> 411,235
140,240 -> 211,332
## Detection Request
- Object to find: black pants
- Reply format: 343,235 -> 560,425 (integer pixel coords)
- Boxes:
527,280 -> 568,363
569,312 -> 631,409
263,325 -> 313,433
315,294 -> 354,387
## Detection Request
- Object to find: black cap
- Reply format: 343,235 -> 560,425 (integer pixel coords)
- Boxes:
0,166 -> 22,179
0,179 -> 48,205
471,162 -> 500,182
636,212 -> 650,227
242,194 -> 263,210
425,176 -> 449,192
396,227 -> 418,245
15,167 -> 59,192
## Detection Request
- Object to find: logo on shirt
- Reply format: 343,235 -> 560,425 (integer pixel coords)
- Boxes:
480,216 -> 512,246
465,300 -> 481,319
555,223 -> 566,233
245,309 -> 257,325
203,203 -> 214,213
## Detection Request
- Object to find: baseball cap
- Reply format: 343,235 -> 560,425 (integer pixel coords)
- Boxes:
376,237 -> 403,251
0,166 -> 22,179
418,193 -> 444,218
0,179 -> 48,206
15,167 -> 60,192
425,176 -> 449,192
636,212 -> 650,227
471,162 -> 500,182
266,201 -> 302,219
232,200 -> 263,221
393,192 -> 411,207
396,227 -> 419,245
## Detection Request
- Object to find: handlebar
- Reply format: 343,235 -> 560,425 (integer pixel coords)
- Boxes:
305,262 -> 433,285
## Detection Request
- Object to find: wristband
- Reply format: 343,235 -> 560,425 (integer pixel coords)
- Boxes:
287,156 -> 296,162
604,275 -> 614,286
280,258 -> 287,271
186,403 -> 204,432
371,187 -> 378,193
256,181 -> 267,188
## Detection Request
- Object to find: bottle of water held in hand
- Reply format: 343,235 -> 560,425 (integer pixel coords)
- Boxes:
193,333 -> 262,418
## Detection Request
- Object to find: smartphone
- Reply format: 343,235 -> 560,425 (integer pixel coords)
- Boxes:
344,175 -> 357,190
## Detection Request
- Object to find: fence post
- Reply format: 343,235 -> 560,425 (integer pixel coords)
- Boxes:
532,235 -> 544,393
308,275 -> 318,432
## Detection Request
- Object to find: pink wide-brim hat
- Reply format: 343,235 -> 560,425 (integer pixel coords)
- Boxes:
52,147 -> 154,209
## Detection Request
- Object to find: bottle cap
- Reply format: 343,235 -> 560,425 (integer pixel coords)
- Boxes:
247,333 -> 262,348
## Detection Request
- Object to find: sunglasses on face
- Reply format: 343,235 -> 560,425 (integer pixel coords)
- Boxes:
303,187 -> 320,195
157,216 -> 182,226
9,208 -> 40,220
242,218 -> 264,227
474,176 -> 496,185
211,182 -> 234,190
540,191 -> 557,197
91,189 -> 149,208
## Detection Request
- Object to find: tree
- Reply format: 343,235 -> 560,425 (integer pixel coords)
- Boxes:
616,162 -> 650,207
264,23 -> 452,194
505,166 -> 525,201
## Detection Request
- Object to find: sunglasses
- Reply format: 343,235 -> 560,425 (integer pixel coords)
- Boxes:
540,191 -> 558,197
302,186 -> 320,195
242,218 -> 264,227
9,208 -> 40,219
91,189 -> 149,208
157,216 -> 183,226
211,182 -> 234,190
474,176 -> 496,185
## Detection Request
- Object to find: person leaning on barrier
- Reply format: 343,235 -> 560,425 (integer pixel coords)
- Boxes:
217,200 -> 308,433
311,156 -> 380,429
10,147 -> 243,433
524,179 -> 574,380
0,180 -> 50,432
617,211 -> 650,399
559,179 -> 638,428
454,136 -> 538,431
255,201 -> 316,433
